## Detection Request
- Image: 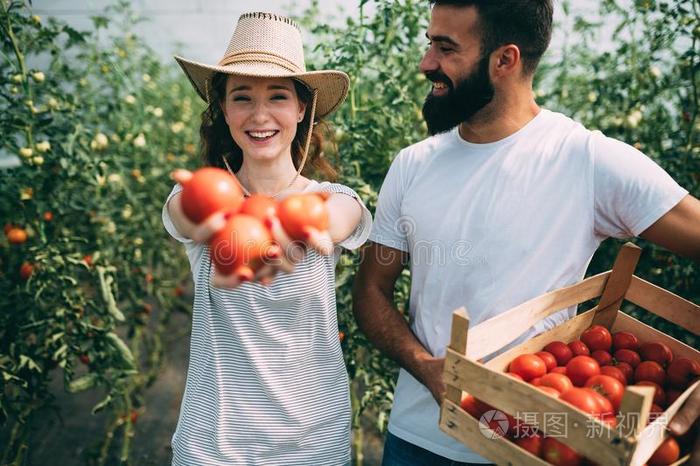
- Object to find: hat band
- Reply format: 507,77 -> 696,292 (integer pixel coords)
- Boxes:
217,51 -> 304,74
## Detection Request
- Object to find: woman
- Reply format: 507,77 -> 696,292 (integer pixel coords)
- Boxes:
161,12 -> 372,466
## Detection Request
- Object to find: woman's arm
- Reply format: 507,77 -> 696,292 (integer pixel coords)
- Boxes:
326,193 -> 363,245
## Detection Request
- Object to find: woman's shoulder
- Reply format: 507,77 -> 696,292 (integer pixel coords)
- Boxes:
304,179 -> 359,198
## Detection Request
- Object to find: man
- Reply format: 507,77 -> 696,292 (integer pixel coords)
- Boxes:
352,1 -> 700,465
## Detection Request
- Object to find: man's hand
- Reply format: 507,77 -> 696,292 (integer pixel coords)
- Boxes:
418,356 -> 446,406
669,384 -> 700,466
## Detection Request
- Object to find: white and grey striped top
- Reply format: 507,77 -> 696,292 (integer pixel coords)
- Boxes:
162,180 -> 372,466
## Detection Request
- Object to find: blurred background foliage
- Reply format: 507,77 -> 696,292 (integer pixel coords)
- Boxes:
0,0 -> 698,464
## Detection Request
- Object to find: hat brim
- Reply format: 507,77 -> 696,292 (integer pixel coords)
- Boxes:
174,55 -> 350,118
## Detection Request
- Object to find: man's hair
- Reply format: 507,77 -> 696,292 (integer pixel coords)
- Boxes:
430,0 -> 553,76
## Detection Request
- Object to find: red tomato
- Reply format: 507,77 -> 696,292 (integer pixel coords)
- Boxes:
649,403 -> 664,424
591,350 -> 613,366
614,361 -> 634,384
639,342 -> 674,368
666,357 -> 700,389
560,387 -> 605,415
581,325 -> 612,352
460,394 -> 485,419
569,340 -> 591,356
612,331 -> 640,351
515,432 -> 543,457
79,354 -> 90,365
589,390 -> 614,417
239,194 -> 277,222
209,214 -> 279,280
506,372 -> 524,381
509,354 -> 547,382
566,356 -> 601,387
130,410 -> 138,424
538,386 -> 561,397
277,192 -> 329,241
19,262 -> 34,280
531,377 -> 543,386
535,351 -> 558,372
539,373 -> 574,394
647,436 -> 680,466
6,227 -> 28,244
614,349 -> 641,368
600,366 -> 627,386
551,366 -> 568,375
635,361 -> 666,386
543,341 -> 574,366
180,167 -> 245,223
542,437 -> 583,466
666,389 -> 682,407
42,211 -> 53,222
635,381 -> 666,406
584,375 -> 625,411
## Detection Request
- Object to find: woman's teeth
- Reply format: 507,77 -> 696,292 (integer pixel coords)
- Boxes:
433,82 -> 448,89
248,130 -> 278,140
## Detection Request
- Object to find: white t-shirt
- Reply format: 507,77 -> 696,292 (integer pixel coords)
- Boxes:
163,180 -> 372,466
369,108 -> 688,463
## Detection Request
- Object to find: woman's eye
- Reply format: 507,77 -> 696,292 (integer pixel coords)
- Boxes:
271,94 -> 288,100
232,95 -> 250,102
440,47 -> 454,53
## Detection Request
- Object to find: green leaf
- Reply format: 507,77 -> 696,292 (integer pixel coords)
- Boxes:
91,394 -> 112,414
105,332 -> 136,370
97,266 -> 125,322
67,373 -> 99,393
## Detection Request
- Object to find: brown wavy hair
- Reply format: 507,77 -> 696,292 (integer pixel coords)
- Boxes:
198,72 -> 338,181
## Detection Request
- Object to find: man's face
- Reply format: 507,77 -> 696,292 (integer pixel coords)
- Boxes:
420,5 -> 495,135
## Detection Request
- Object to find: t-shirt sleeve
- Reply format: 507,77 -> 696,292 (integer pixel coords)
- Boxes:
368,151 -> 409,252
162,183 -> 193,244
316,182 -> 373,250
592,131 -> 688,239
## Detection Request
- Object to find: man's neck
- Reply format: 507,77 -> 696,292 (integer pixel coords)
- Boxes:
458,89 -> 540,144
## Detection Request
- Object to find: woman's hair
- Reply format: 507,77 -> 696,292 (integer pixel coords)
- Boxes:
198,72 -> 338,181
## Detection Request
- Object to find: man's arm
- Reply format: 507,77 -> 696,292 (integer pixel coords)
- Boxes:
352,241 -> 446,404
640,193 -> 700,464
639,194 -> 700,261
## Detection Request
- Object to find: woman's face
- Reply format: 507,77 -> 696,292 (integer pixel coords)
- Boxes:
221,75 -> 306,164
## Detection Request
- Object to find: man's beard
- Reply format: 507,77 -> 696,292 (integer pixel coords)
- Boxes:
421,55 -> 495,136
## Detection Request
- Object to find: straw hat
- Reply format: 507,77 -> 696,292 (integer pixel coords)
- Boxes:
174,11 -> 350,118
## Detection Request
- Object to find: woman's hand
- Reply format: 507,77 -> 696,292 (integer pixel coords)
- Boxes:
169,170 -> 229,243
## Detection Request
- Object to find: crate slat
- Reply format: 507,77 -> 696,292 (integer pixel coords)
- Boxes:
626,276 -> 700,336
440,399 -> 551,466
591,242 -> 641,329
466,272 -> 610,361
443,349 -> 634,466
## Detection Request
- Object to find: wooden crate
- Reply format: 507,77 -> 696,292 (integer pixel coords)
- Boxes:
439,242 -> 700,466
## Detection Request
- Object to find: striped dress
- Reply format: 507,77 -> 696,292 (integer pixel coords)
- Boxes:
162,180 -> 372,466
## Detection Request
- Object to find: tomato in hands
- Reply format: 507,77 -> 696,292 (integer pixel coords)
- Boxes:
209,214 -> 280,282
277,192 -> 329,241
177,167 -> 245,223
